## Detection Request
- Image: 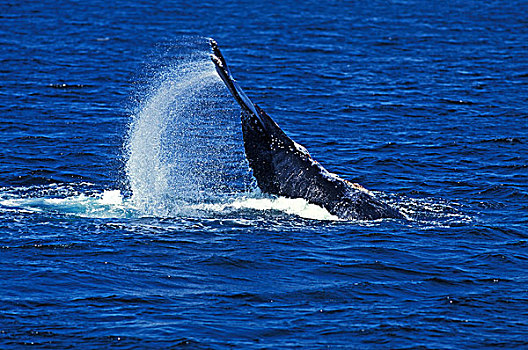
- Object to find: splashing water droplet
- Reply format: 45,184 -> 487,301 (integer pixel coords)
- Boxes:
125,41 -> 251,216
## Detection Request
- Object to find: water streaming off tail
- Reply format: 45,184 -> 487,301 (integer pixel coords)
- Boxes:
121,41 -> 465,223
125,44 -> 251,216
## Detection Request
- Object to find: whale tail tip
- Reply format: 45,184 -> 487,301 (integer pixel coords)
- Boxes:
209,38 -> 218,49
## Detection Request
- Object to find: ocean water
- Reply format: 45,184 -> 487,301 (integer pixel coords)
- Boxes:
1,1 -> 527,348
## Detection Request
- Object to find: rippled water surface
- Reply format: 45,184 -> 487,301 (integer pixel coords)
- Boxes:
1,1 -> 527,348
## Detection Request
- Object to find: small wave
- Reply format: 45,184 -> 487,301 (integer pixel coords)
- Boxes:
477,137 -> 524,145
47,83 -> 88,89
441,99 -> 476,105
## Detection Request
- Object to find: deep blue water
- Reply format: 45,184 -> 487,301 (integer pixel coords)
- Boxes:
1,0 -> 527,348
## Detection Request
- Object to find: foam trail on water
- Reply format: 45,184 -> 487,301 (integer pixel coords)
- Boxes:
0,189 -> 134,219
194,196 -> 340,221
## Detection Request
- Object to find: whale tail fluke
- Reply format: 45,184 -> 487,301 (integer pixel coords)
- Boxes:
209,39 -> 403,221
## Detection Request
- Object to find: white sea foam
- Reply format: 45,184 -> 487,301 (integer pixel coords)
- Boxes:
100,190 -> 124,205
0,187 -> 339,221
0,190 -> 133,218
194,195 -> 340,221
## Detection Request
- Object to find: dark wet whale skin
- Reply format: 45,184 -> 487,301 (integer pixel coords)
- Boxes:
210,39 -> 402,220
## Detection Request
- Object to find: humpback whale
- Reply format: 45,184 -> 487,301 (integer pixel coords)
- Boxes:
210,39 -> 402,220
